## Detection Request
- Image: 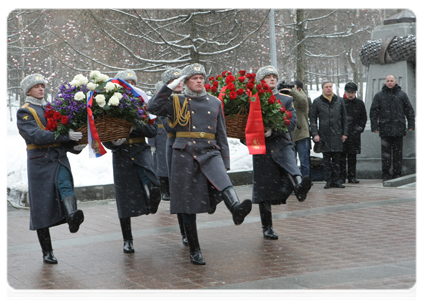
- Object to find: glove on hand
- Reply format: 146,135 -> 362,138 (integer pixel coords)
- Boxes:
69,129 -> 83,141
73,144 -> 87,151
265,128 -> 272,137
167,75 -> 187,90
112,138 -> 126,146
151,146 -> 156,154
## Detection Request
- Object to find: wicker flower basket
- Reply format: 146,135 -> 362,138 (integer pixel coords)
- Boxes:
76,117 -> 132,145
225,109 -> 248,140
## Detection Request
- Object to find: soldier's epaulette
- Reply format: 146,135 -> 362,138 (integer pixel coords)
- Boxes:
278,93 -> 291,97
21,103 -> 30,109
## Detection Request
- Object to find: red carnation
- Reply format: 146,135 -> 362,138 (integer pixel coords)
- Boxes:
286,110 -> 292,119
284,117 -> 290,126
61,115 -> 69,126
222,71 -> 228,77
246,83 -> 254,90
227,83 -> 236,91
267,96 -> 275,104
237,88 -> 244,95
53,111 -> 61,121
147,118 -> 155,125
238,76 -> 246,83
216,75 -> 222,80
229,91 -> 238,100
239,70 -> 246,76
225,75 -> 236,84
280,106 -> 286,113
51,121 -> 58,130
256,84 -> 262,90
209,76 -> 215,81
213,80 -> 219,87
211,86 -> 217,93
276,99 -> 282,105
205,83 -> 211,91
258,89 -> 265,95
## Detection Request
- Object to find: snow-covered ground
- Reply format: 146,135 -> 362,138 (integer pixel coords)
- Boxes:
6,83 -> 352,205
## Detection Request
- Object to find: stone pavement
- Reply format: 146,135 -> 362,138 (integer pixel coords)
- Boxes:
6,180 -> 417,298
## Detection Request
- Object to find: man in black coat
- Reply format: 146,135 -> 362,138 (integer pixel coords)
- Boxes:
310,81 -> 348,189
17,74 -> 85,264
370,75 -> 415,181
340,82 -> 367,184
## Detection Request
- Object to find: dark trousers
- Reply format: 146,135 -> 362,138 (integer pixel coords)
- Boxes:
57,165 -> 75,199
340,153 -> 357,181
381,136 -> 403,178
323,152 -> 341,183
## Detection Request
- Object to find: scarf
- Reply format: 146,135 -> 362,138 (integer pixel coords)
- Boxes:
25,96 -> 47,107
183,86 -> 207,98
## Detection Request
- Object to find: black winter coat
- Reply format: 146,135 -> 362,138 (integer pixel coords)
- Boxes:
310,94 -> 348,153
343,96 -> 367,154
370,84 -> 415,137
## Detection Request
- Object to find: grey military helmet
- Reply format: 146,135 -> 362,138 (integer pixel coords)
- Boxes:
256,65 -> 279,82
181,63 -> 206,82
115,69 -> 138,85
20,74 -> 46,95
161,68 -> 182,85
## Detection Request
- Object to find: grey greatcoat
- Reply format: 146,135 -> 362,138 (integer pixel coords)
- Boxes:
147,86 -> 230,214
147,118 -> 169,177
17,102 -> 81,230
252,93 -> 300,205
160,116 -> 176,177
310,94 -> 348,153
103,123 -> 160,219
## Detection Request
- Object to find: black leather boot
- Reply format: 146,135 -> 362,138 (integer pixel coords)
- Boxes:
259,201 -> 278,240
288,174 -> 312,202
183,219 -> 205,265
159,177 -> 171,200
143,182 -> 161,214
177,213 -> 188,246
37,228 -> 58,264
119,217 -> 134,253
222,187 -> 252,225
61,195 -> 84,233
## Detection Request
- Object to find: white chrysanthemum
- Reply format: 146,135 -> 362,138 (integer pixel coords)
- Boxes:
86,82 -> 97,91
74,74 -> 88,85
113,92 -> 123,100
74,91 -> 86,101
95,94 -> 106,107
69,79 -> 81,87
98,74 -> 110,83
89,70 -> 101,78
108,95 -> 120,106
105,82 -> 115,92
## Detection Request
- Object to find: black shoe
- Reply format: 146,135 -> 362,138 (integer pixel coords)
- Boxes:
42,250 -> 58,264
332,183 -> 345,188
123,240 -> 134,253
189,249 -> 206,265
262,225 -> 278,240
348,178 -> 360,184
61,195 -> 84,233
222,187 -> 252,225
144,183 -> 161,214
295,176 -> 312,202
324,182 -> 331,189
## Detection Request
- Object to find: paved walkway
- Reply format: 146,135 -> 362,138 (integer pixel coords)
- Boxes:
6,180 -> 417,299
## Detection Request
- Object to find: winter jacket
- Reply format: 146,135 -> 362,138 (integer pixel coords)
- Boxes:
370,84 -> 415,137
343,96 -> 367,154
310,94 -> 348,153
290,88 -> 309,142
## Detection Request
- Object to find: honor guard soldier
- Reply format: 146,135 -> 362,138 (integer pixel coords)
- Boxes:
252,66 -> 312,240
147,63 -> 252,265
103,69 -> 161,254
17,74 -> 85,264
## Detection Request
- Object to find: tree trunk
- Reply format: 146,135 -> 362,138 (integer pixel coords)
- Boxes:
295,9 -> 306,85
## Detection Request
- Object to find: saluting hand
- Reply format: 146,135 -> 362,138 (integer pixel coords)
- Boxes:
167,75 -> 187,90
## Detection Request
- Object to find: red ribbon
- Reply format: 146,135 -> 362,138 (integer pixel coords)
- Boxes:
245,90 -> 266,154
87,93 -> 107,156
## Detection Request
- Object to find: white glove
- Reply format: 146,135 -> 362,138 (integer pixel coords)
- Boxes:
265,128 -> 272,137
69,129 -> 83,141
73,144 -> 86,151
151,146 -> 156,154
112,138 -> 126,146
167,75 -> 187,90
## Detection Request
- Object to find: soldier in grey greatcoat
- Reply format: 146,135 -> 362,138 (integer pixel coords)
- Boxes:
17,74 -> 85,264
147,63 -> 252,265
103,69 -> 161,254
252,66 -> 312,240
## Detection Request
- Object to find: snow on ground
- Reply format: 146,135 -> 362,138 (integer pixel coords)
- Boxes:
6,83 -> 355,193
